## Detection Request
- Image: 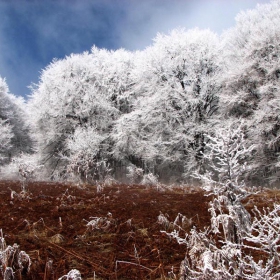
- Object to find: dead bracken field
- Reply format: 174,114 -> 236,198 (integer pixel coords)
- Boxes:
0,181 -> 280,280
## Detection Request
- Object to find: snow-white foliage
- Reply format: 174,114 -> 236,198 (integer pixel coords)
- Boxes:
220,0 -> 280,184
0,77 -> 33,167
20,0 -> 280,185
194,122 -> 253,242
0,119 -> 13,162
28,52 -> 118,178
66,152 -> 111,183
0,153 -> 41,182
171,204 -> 280,280
64,126 -> 113,182
112,28 -> 221,183
27,27 -> 222,183
196,122 -> 255,189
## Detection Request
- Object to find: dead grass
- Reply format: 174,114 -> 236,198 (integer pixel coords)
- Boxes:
0,180 -> 279,279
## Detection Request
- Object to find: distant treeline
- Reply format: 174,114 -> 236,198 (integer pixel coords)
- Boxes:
1,0 -> 280,186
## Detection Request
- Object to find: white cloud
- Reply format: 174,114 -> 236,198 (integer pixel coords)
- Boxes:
116,0 -> 271,50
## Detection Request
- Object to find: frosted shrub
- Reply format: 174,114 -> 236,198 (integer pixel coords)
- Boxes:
241,204 -> 280,279
58,269 -> 82,280
208,194 -> 251,243
172,227 -> 242,280
126,165 -> 143,184
197,122 -> 255,191
1,153 -> 41,184
167,204 -> 280,279
177,123 -> 253,278
18,161 -> 36,191
85,212 -> 115,233
141,173 -> 160,187
0,229 -> 31,279
66,151 -> 95,182
164,122 -> 280,279
159,212 -> 191,232
157,212 -> 170,230
194,122 -> 254,241
3,267 -> 13,280
66,151 -> 111,183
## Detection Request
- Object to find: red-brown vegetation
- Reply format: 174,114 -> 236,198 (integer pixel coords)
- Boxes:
0,181 -> 279,279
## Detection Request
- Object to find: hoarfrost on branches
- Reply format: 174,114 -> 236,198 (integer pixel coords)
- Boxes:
13,0 -> 280,186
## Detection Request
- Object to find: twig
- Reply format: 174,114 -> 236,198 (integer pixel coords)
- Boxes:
115,260 -> 153,272
48,242 -> 109,276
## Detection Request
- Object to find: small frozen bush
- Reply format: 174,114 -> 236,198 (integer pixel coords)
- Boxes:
58,269 -> 82,280
127,165 -> 143,184
0,229 -> 31,279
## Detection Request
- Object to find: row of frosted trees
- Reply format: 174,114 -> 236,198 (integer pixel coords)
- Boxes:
1,0 -> 280,186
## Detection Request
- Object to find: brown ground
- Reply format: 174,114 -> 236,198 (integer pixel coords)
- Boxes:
0,181 -> 279,280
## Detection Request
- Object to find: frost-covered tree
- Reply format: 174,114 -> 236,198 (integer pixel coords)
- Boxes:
0,77 -> 33,166
221,0 -> 280,185
65,126 -> 111,182
112,29 -> 221,182
27,0 -> 280,185
194,122 -> 253,243
198,122 -> 255,187
28,48 -> 137,180
29,52 -> 118,179
29,29 -> 222,182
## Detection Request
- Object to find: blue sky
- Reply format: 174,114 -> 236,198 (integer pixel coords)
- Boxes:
0,0 -> 271,99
